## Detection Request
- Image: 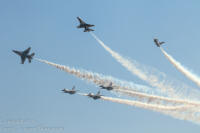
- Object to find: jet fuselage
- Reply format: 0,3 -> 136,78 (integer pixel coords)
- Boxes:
87,93 -> 101,100
100,85 -> 113,90
12,47 -> 35,64
62,89 -> 76,95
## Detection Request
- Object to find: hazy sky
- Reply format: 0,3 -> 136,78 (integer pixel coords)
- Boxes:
1,0 -> 200,133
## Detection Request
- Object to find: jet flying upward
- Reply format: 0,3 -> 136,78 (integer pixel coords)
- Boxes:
77,17 -> 94,32
62,86 -> 77,95
100,82 -> 113,91
87,91 -> 102,100
13,47 -> 35,64
154,38 -> 165,47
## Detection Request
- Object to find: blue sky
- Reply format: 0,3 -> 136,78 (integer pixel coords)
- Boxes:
1,0 -> 200,132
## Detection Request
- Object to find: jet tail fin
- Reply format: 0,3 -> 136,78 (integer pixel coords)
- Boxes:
72,86 -> 75,90
84,28 -> 94,32
28,53 -> 35,63
97,91 -> 100,95
159,42 -> 165,45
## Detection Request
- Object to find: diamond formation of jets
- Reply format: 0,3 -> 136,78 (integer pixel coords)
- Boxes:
77,17 -> 95,32
99,82 -> 114,91
62,86 -> 77,95
87,91 -> 102,100
13,47 -> 35,64
154,38 -> 165,47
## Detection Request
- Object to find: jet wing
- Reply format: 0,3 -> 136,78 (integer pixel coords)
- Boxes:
160,42 -> 165,45
87,24 -> 94,27
13,50 -> 21,56
21,56 -> 26,64
24,47 -> 31,54
77,17 -> 86,25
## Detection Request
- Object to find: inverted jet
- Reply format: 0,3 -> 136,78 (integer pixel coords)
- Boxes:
154,38 -> 165,47
77,17 -> 94,32
100,82 -> 113,91
62,86 -> 77,95
87,91 -> 102,100
13,47 -> 35,64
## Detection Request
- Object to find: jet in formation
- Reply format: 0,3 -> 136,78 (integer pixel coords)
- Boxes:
62,86 -> 77,95
154,38 -> 165,47
13,47 -> 35,64
87,91 -> 102,100
77,17 -> 94,32
99,82 -> 113,91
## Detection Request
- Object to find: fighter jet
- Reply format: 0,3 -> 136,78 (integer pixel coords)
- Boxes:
154,38 -> 165,47
77,17 -> 94,32
87,91 -> 102,100
12,47 -> 35,64
62,86 -> 77,95
99,82 -> 113,91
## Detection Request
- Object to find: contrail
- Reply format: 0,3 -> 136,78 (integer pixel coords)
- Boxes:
35,58 -> 200,107
90,32 -> 200,100
161,47 -> 200,87
78,93 -> 200,124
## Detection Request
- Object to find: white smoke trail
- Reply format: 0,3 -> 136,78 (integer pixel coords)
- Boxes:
161,48 -> 200,87
101,97 -> 200,124
35,58 -> 153,93
79,93 -> 186,111
101,96 -> 186,111
36,58 -> 200,124
90,32 -> 200,100
35,58 -> 200,107
78,93 -> 200,124
115,89 -> 200,106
